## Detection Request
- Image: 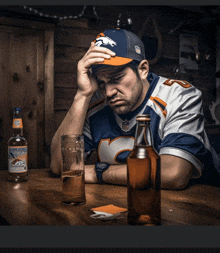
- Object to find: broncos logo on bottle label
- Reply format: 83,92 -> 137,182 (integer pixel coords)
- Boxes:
95,33 -> 117,47
98,136 -> 135,164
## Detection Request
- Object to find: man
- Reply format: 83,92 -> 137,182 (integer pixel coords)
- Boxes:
50,29 -> 220,189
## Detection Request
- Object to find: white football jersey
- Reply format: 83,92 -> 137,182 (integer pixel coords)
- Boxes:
83,73 -> 220,181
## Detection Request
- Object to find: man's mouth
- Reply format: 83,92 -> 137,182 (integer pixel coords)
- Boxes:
109,99 -> 125,106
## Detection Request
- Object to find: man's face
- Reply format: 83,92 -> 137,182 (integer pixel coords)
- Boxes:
95,67 -> 144,115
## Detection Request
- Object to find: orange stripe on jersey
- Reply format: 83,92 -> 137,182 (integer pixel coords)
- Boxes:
163,110 -> 167,117
153,96 -> 167,107
150,96 -> 167,118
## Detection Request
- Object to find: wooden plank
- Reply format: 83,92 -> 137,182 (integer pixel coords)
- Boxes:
0,17 -> 55,30
54,87 -> 77,111
36,32 -> 46,169
54,111 -> 67,132
58,18 -> 89,28
54,59 -> 77,73
55,46 -> 86,61
0,31 -> 11,170
55,30 -> 95,48
44,30 -> 55,168
73,34 -> 95,48
0,25 -> 42,35
55,72 -> 77,88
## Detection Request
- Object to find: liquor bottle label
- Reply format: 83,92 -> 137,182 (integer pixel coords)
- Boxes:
8,146 -> 28,173
12,118 -> 23,128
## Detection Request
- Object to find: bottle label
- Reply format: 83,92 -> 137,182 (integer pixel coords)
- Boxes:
8,146 -> 28,173
12,118 -> 23,128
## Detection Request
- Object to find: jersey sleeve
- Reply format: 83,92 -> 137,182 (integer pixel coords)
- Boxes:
158,80 -> 209,178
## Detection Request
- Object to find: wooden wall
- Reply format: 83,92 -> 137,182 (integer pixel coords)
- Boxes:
0,19 -> 55,170
54,18 -> 97,131
53,6 -> 217,133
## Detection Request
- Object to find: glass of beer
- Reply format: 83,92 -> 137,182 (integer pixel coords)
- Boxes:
61,134 -> 86,205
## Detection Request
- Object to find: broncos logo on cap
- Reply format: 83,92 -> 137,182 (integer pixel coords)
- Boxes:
95,33 -> 117,47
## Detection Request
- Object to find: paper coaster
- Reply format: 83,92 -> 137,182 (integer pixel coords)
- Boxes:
91,204 -> 127,214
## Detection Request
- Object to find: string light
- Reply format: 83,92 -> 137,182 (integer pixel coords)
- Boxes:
20,5 -> 99,20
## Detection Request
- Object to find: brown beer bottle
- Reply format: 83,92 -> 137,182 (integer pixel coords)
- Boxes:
8,108 -> 29,182
127,114 -> 161,225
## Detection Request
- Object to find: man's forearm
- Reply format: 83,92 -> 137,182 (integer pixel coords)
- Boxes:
50,91 -> 92,175
84,154 -> 194,190
84,164 -> 127,185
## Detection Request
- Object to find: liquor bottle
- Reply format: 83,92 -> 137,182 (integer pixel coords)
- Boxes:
8,108 -> 29,182
127,114 -> 161,225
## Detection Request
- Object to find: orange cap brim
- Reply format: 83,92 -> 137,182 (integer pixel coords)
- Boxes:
97,56 -> 133,66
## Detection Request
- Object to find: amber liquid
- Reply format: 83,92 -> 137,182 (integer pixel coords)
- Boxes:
127,146 -> 161,225
62,170 -> 86,205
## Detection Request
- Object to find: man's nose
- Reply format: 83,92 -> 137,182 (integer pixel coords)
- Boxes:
105,84 -> 117,98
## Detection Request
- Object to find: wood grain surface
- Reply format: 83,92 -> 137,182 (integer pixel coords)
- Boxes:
0,169 -> 219,226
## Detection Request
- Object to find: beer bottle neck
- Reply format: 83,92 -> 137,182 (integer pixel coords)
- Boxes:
12,118 -> 23,136
13,127 -> 23,136
134,121 -> 153,147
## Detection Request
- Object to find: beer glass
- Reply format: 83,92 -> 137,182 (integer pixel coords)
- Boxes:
61,134 -> 86,205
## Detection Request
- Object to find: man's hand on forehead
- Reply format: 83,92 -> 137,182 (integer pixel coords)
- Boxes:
88,42 -> 116,64
79,42 -> 115,72
77,42 -> 116,98
78,42 -> 115,72
92,41 -> 116,55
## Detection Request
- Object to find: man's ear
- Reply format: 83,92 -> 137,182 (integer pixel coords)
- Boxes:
138,60 -> 149,80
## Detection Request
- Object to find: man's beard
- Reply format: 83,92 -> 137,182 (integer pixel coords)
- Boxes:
108,92 -> 143,114
107,81 -> 143,114
111,103 -> 131,114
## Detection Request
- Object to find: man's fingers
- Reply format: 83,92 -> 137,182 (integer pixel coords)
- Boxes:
78,57 -> 104,72
89,41 -> 116,56
80,51 -> 114,70
80,41 -> 116,69
85,52 -> 112,61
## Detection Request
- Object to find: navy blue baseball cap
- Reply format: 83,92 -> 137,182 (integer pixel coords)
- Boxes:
93,29 -> 146,66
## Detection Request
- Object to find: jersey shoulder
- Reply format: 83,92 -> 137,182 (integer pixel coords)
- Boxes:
151,76 -> 202,104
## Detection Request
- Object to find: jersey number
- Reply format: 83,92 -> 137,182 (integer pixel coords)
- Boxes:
163,79 -> 191,88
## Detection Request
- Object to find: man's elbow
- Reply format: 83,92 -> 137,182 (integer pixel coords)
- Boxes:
50,142 -> 62,176
160,154 -> 194,190
161,170 -> 190,190
50,157 -> 62,176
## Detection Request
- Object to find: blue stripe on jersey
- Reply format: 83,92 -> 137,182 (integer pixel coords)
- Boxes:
159,132 -> 210,162
159,132 -> 220,176
84,133 -> 94,153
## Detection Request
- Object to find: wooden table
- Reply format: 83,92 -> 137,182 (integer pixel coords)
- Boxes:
0,169 -> 220,226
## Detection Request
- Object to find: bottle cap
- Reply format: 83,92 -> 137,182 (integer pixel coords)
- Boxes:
14,108 -> 22,111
